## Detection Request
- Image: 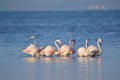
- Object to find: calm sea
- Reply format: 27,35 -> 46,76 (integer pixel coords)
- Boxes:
0,11 -> 120,80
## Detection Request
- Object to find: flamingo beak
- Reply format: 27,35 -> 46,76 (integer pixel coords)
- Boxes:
71,39 -> 76,45
59,40 -> 62,46
74,41 -> 76,45
60,42 -> 62,46
99,41 -> 102,45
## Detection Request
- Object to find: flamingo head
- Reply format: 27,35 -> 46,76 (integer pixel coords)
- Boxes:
30,35 -> 36,40
30,35 -> 37,45
56,39 -> 62,46
70,39 -> 76,46
39,46 -> 45,51
98,38 -> 102,45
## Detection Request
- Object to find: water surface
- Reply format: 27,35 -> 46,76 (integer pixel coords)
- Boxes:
0,10 -> 120,80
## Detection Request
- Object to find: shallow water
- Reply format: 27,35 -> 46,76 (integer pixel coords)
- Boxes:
0,10 -> 120,80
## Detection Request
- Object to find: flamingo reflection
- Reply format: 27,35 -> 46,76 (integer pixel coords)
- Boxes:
77,57 -> 102,80
23,57 -> 37,63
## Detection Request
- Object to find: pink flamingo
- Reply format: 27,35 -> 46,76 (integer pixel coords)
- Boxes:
39,39 -> 62,57
77,40 -> 88,57
22,36 -> 44,57
59,39 -> 76,56
88,38 -> 102,57
22,44 -> 39,57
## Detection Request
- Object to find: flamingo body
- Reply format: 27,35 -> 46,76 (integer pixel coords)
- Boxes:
39,39 -> 62,57
77,40 -> 88,57
40,45 -> 55,57
88,38 -> 102,57
59,39 -> 76,56
77,47 -> 87,57
88,45 -> 100,57
59,45 -> 72,56
22,44 -> 39,57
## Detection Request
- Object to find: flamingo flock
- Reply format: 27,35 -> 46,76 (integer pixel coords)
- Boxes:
22,36 -> 103,58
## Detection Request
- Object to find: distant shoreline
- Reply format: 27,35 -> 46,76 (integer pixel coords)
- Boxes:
0,9 -> 120,12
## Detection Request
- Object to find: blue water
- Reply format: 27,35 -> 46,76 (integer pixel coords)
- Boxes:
0,10 -> 120,80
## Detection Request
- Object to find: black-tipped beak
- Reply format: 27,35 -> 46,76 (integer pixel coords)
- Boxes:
71,39 -> 76,45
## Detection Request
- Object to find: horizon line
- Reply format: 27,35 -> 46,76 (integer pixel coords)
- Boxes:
0,9 -> 120,12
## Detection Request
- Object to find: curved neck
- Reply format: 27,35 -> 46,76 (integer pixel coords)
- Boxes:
97,41 -> 102,55
69,40 -> 75,53
55,40 -> 60,52
69,40 -> 74,48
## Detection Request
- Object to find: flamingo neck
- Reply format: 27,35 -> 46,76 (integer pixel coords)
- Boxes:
34,39 -> 36,46
85,44 -> 89,55
55,41 -> 60,52
97,41 -> 102,55
69,40 -> 75,53
69,41 -> 74,48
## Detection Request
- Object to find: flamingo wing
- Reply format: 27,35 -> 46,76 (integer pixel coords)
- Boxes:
40,46 -> 55,56
88,45 -> 98,52
78,47 -> 87,57
60,45 -> 71,56
22,44 -> 38,56
88,45 -> 99,57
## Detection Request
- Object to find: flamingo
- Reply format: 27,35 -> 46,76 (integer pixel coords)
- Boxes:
59,39 -> 76,56
88,38 -> 102,57
77,40 -> 88,57
22,36 -> 44,57
22,44 -> 39,57
39,39 -> 62,57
